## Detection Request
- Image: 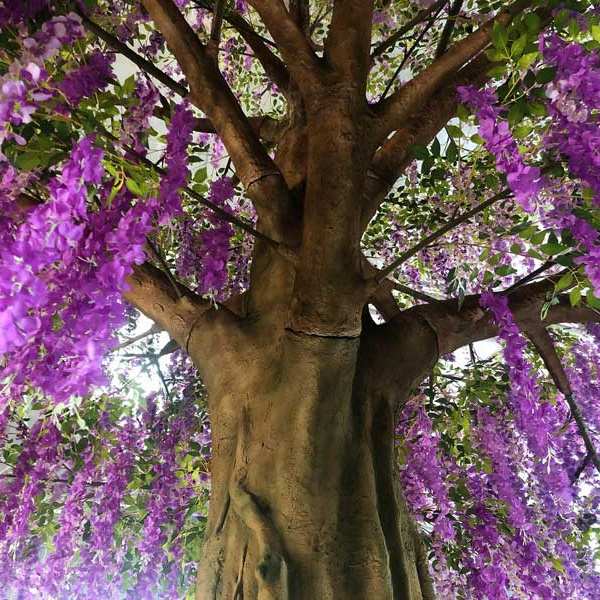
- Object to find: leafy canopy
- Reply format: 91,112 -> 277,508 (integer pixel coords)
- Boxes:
0,0 -> 600,598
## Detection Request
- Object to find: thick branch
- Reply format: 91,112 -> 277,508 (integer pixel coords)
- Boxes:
143,0 -> 292,238
325,0 -> 374,91
405,278 -> 600,357
124,262 -> 209,348
246,0 -> 322,92
374,0 -> 526,136
289,0 -> 310,35
361,52 -> 491,230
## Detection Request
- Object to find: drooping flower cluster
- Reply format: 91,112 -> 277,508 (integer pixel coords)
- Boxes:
177,178 -> 236,298
59,51 -> 114,106
457,86 -> 543,213
479,292 -> 552,456
0,384 -> 210,599
398,329 -> 600,600
158,102 -> 196,220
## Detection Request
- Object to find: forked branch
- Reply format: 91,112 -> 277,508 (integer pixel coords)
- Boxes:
247,0 -> 322,92
124,262 -> 209,348
361,52 -> 492,230
374,0 -> 527,137
404,278 -> 600,357
142,0 -> 292,238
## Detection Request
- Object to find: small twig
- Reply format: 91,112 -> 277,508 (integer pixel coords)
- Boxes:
438,372 -> 464,382
380,6 -> 445,101
154,359 -> 171,396
503,261 -> 557,295
111,324 -> 162,352
434,0 -> 463,58
525,327 -> 600,478
571,452 -> 591,484
468,343 -> 477,364
391,281 -> 442,304
371,0 -> 448,61
208,0 -> 226,62
564,393 -> 600,477
146,237 -> 184,299
375,189 -> 512,283
80,12 -> 188,97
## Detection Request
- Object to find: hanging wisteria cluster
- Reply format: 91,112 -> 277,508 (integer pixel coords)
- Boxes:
0,1 -> 599,599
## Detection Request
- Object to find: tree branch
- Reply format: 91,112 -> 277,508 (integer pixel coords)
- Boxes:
80,12 -> 188,97
523,327 -> 600,477
325,0 -> 374,91
405,278 -> 600,357
224,10 -> 291,92
434,0 -> 463,59
142,0 -> 293,240
371,0 -> 448,63
374,0 -> 527,137
360,52 -> 491,230
111,324 -> 163,352
123,262 -> 209,348
246,0 -> 322,92
379,3 -> 445,101
207,0 -> 226,61
289,0 -> 310,35
374,189 -> 512,283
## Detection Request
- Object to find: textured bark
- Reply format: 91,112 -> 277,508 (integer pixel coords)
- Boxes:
186,306 -> 437,600
116,4 -> 598,600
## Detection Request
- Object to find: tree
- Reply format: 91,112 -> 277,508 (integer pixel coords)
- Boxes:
1,0 -> 600,598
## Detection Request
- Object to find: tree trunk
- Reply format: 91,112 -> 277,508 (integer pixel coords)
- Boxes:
190,317 -> 436,600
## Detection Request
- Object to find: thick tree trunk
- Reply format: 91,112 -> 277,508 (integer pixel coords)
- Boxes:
190,320 -> 435,600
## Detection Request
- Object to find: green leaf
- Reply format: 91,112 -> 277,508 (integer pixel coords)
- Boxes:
511,34 -> 527,59
540,242 -> 568,255
446,140 -> 458,163
513,124 -> 532,139
517,52 -> 538,69
586,290 -> 600,310
569,287 -> 581,307
410,144 -> 430,160
536,67 -> 557,84
431,137 -> 441,157
456,104 -> 470,121
551,557 -> 565,574
495,264 -> 516,277
445,124 -> 462,138
486,64 -> 508,78
491,21 -> 509,50
421,156 -> 435,174
555,273 -> 573,291
125,178 -> 146,196
14,152 -> 41,170
524,13 -> 540,32
121,75 -> 135,96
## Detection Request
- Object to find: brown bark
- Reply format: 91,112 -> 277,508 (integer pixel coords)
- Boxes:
113,4 -> 600,600
184,306 -> 437,600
